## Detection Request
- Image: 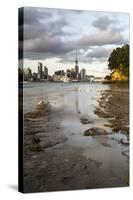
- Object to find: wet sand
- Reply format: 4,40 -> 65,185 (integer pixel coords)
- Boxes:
23,82 -> 129,193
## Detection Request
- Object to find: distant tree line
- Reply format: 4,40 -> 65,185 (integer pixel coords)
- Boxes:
105,44 -> 129,81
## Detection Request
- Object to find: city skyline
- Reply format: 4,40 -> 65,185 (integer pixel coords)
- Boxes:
23,57 -> 104,83
19,7 -> 129,76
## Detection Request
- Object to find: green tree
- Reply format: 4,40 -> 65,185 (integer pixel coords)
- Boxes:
104,75 -> 111,80
108,44 -> 129,77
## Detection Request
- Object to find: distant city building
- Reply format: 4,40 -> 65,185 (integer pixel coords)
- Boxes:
37,63 -> 49,80
44,66 -> 48,79
61,74 -> 71,82
55,70 -> 64,76
94,77 -> 104,82
80,68 -> 86,82
24,67 -> 32,81
70,71 -> 77,80
37,62 -> 43,72
32,72 -> 37,81
53,70 -> 65,82
75,51 -> 79,79
53,75 -> 62,82
66,69 -> 71,78
71,68 -> 75,73
86,75 -> 95,82
37,62 -> 43,79
22,56 -> 99,83
25,68 -> 32,76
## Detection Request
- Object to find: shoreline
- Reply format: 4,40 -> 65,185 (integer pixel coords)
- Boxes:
20,80 -> 129,84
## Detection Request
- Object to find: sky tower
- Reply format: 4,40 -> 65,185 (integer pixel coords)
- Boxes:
75,50 -> 79,75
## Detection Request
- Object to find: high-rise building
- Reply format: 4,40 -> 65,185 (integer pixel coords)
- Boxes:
25,68 -> 32,76
24,68 -> 33,81
38,62 -> 43,73
66,69 -> 71,78
55,70 -> 64,76
80,68 -> 86,82
37,62 -> 43,79
44,66 -> 48,79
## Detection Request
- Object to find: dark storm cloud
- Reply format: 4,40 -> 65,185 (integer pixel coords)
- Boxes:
23,7 -> 70,39
92,16 -> 115,30
22,8 -> 77,55
19,7 -> 74,59
19,7 -> 53,40
24,37 -> 78,60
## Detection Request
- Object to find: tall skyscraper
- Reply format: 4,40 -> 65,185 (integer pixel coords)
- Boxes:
24,68 -> 32,81
37,62 -> 43,79
25,68 -> 32,76
38,62 -> 43,73
75,51 -> 79,76
80,68 -> 86,82
44,66 -> 48,79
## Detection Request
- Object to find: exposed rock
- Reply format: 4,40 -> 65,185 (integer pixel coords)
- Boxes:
80,117 -> 92,124
38,100 -> 45,105
83,127 -> 110,136
24,102 -> 51,119
30,143 -> 43,152
32,136 -> 40,144
94,83 -> 129,135
120,138 -> 129,145
101,142 -> 111,148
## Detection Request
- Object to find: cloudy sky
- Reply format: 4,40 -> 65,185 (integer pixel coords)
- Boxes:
19,7 -> 129,76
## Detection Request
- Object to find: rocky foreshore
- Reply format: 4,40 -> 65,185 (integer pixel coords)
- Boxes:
94,82 -> 129,135
23,82 -> 129,192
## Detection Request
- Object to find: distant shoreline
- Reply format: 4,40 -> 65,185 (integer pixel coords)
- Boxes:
19,80 -> 129,84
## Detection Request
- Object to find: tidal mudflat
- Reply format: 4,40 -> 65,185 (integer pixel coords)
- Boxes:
23,82 -> 129,192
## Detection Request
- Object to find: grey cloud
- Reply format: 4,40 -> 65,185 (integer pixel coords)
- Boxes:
45,18 -> 69,37
20,7 -> 69,41
92,16 -> 115,30
19,7 -> 128,63
23,27 -> 124,61
23,25 -> 124,59
86,47 -> 112,58
79,29 -> 125,46
24,7 -> 70,37
24,24 -> 46,40
24,7 -> 52,25
24,36 -> 77,54
59,55 -> 105,65
23,18 -> 69,41
24,52 -> 49,60
57,48 -> 108,64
